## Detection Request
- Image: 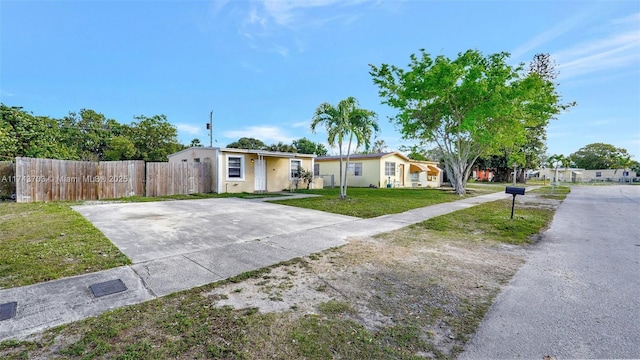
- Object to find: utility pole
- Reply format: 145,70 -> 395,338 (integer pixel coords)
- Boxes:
207,110 -> 213,147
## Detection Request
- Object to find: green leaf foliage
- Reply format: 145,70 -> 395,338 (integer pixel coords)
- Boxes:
570,143 -> 632,170
370,49 -> 572,194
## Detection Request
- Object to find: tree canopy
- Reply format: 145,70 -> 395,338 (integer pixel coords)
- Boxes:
370,49 -> 572,194
0,104 -> 184,162
570,143 -> 632,170
226,137 -> 268,150
292,137 -> 328,155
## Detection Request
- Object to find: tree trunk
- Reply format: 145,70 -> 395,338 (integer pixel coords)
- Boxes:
338,141 -> 345,199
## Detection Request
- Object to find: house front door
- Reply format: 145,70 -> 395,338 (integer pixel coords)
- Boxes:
399,164 -> 405,187
254,157 -> 266,192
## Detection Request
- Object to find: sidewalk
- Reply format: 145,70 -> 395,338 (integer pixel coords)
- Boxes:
1,190 -> 516,341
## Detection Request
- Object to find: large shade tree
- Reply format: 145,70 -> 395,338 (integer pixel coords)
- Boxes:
570,143 -> 631,170
370,49 -> 571,195
292,137 -> 328,156
226,137 -> 267,150
311,96 -> 379,199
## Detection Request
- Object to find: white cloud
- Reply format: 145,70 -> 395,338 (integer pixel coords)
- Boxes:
554,26 -> 640,80
223,125 -> 296,143
270,44 -> 290,57
291,120 -> 310,128
552,13 -> 640,79
176,123 -> 202,135
510,9 -> 594,61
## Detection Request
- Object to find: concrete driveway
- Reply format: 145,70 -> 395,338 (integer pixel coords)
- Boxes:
74,196 -> 357,263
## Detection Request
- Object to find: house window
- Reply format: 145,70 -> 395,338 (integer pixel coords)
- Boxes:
411,172 -> 419,181
194,158 -> 200,163
623,171 -> 629,176
181,159 -> 187,162
290,159 -> 302,179
596,171 -> 602,178
314,163 -> 320,176
227,155 -> 244,180
385,161 -> 396,176
347,162 -> 363,176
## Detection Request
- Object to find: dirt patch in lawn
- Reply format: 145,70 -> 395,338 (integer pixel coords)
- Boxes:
205,230 -> 528,357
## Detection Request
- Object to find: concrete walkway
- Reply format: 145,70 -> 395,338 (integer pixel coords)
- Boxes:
1,190 -> 515,341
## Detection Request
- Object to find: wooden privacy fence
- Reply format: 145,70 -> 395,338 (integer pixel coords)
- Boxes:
146,162 -> 211,197
13,158 -> 211,202
14,157 -> 145,202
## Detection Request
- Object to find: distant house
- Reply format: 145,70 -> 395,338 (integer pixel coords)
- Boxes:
314,152 -> 442,188
527,168 -> 638,183
528,168 -> 585,182
580,168 -> 637,182
168,147 -> 320,193
473,169 -> 495,182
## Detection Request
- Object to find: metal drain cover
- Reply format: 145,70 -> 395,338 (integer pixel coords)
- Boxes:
0,302 -> 17,321
89,279 -> 127,297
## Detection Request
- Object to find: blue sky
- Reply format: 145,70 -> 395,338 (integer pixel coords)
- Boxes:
2,0 -> 639,161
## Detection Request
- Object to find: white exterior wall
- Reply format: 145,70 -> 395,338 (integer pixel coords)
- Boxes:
531,168 -> 636,182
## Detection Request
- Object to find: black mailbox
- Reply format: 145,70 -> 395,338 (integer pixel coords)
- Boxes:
505,186 -> 525,196
505,186 -> 525,219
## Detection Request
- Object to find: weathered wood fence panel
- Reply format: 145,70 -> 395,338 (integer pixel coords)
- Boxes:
14,158 -> 145,202
98,161 -> 146,199
146,162 -> 211,197
0,161 -> 16,199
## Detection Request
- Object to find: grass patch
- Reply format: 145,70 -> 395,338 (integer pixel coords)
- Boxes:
317,300 -> 355,316
528,185 -> 571,200
415,198 -> 556,244
0,202 -> 131,289
271,187 -> 482,218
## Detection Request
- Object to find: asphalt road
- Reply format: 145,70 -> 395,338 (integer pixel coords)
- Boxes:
460,185 -> 640,359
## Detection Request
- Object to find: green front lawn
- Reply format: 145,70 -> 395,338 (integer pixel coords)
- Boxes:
271,187 -> 495,218
0,202 -> 131,289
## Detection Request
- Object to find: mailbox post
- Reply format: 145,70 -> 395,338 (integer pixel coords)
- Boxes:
505,186 -> 525,219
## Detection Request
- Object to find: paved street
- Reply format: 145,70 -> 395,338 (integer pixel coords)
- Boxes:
460,185 -> 640,359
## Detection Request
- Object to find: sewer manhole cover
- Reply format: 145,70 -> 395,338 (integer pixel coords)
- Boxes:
0,302 -> 17,321
89,279 -> 127,298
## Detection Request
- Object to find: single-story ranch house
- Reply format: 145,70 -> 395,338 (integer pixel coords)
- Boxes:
314,152 -> 442,188
528,168 -> 638,182
168,147 -> 321,193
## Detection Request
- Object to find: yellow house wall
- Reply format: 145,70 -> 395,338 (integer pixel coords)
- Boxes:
378,153 -> 411,188
317,154 -> 418,188
220,153 -> 315,193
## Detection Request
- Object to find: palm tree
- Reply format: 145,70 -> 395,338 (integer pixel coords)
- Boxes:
310,97 -> 379,199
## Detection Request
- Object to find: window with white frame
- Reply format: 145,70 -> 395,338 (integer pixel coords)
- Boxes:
314,163 -> 320,176
411,172 -> 419,181
227,155 -> 244,180
385,161 -> 396,176
290,159 -> 302,179
346,162 -> 363,176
